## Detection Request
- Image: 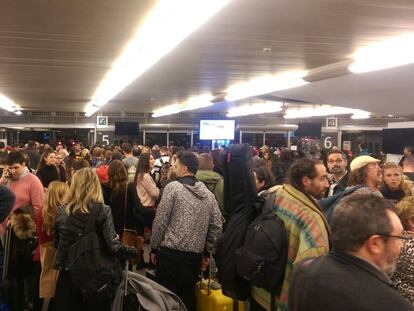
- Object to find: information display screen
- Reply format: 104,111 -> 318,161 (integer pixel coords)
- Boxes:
199,120 -> 235,140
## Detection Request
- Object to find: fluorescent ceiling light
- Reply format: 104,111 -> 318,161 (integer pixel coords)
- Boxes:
0,93 -> 22,115
227,101 -> 283,117
284,105 -> 370,119
351,111 -> 371,119
84,0 -> 231,116
225,71 -> 308,102
349,33 -> 414,73
152,94 -> 214,118
85,105 -> 100,117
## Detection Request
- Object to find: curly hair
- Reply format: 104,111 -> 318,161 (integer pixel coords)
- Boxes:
348,166 -> 368,186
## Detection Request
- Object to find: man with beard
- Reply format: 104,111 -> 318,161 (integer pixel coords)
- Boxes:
326,150 -> 349,196
250,158 -> 330,311
347,155 -> 383,198
289,194 -> 412,311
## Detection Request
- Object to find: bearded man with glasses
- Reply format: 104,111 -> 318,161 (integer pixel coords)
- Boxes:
326,150 -> 349,196
288,194 -> 412,311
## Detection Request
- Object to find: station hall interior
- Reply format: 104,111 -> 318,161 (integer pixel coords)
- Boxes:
1,0 -> 414,157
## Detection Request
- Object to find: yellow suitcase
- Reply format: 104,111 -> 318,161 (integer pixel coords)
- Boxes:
196,252 -> 245,311
196,278 -> 245,311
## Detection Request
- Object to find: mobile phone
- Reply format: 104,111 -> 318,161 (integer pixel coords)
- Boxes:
2,168 -> 11,178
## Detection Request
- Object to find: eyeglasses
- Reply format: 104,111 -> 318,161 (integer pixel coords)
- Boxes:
328,159 -> 344,164
376,231 -> 413,241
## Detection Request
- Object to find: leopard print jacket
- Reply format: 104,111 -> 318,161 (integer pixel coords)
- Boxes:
392,237 -> 414,306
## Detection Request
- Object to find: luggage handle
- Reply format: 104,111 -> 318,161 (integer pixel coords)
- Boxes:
124,260 -> 129,296
2,224 -> 11,281
199,251 -> 212,295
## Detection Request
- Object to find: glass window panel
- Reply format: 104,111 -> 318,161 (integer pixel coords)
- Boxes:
169,132 -> 191,148
242,133 -> 263,147
145,132 -> 167,146
265,133 -> 287,147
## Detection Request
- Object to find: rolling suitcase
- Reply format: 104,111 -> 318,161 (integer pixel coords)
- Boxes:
196,252 -> 244,311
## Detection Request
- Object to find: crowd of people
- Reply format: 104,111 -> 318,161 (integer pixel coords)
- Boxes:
0,139 -> 414,310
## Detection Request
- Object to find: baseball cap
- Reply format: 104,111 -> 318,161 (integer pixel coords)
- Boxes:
350,155 -> 381,172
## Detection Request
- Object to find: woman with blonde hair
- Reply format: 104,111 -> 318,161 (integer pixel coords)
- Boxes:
39,181 -> 68,300
392,196 -> 414,306
52,168 -> 137,311
380,162 -> 414,203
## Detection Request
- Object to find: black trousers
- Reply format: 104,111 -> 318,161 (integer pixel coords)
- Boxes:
250,298 -> 268,311
134,213 -> 155,235
155,248 -> 202,311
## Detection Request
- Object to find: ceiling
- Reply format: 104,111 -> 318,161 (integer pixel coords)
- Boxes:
1,0 -> 414,116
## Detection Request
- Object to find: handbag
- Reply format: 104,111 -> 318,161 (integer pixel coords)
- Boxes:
39,242 -> 59,298
121,184 -> 144,265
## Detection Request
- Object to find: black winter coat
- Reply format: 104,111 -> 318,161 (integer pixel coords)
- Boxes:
54,202 -> 134,270
36,164 -> 61,188
289,250 -> 413,311
0,185 -> 15,222
102,183 -> 138,236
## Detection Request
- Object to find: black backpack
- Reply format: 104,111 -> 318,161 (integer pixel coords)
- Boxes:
151,158 -> 171,189
67,205 -> 123,304
235,191 -> 287,311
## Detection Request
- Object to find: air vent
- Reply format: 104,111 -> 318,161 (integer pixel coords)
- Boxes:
32,111 -> 52,116
105,112 -> 121,117
56,112 -> 75,117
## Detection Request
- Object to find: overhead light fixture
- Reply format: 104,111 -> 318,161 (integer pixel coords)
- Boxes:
225,71 -> 308,102
0,93 -> 22,115
226,101 -> 283,117
351,111 -> 371,119
84,0 -> 232,116
85,105 -> 100,117
284,105 -> 370,119
152,94 -> 215,117
303,60 -> 352,82
349,33 -> 414,73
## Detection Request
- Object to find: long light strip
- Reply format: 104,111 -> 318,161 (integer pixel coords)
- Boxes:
0,93 -> 22,115
284,105 -> 370,119
225,71 -> 308,102
85,0 -> 231,117
152,94 -> 214,118
349,33 -> 414,73
226,101 -> 283,117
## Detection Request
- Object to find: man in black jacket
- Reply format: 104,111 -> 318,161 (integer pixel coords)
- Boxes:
289,194 -> 412,311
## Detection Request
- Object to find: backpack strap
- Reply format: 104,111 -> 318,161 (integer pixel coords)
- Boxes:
262,191 -> 277,213
85,204 -> 100,234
